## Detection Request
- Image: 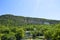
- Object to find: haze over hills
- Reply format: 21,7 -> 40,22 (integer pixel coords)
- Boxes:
0,14 -> 60,26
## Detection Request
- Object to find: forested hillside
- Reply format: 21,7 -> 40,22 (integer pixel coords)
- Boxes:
0,14 -> 60,26
0,14 -> 60,40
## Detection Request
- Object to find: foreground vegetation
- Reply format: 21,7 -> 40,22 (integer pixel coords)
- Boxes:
0,14 -> 60,40
0,24 -> 60,40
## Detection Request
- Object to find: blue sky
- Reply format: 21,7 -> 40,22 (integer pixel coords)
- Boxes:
0,0 -> 60,20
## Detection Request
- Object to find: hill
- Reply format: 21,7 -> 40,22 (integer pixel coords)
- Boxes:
0,14 -> 60,26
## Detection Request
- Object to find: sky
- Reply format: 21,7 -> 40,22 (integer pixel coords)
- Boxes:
0,0 -> 60,20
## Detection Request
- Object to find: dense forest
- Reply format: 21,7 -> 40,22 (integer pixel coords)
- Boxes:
0,14 -> 60,40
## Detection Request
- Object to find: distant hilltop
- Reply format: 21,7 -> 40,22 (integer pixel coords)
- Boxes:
0,14 -> 60,26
